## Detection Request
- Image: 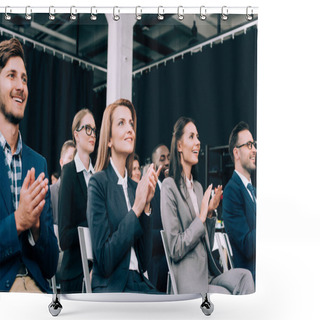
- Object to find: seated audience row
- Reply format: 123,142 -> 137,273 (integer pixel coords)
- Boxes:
0,38 -> 256,295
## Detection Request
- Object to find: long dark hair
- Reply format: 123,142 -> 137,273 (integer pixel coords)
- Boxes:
169,116 -> 197,198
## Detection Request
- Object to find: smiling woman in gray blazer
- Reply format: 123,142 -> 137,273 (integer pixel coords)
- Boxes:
160,117 -> 255,295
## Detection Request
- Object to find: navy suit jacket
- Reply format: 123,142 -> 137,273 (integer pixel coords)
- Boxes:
86,164 -> 153,293
222,171 -> 256,281
0,142 -> 59,292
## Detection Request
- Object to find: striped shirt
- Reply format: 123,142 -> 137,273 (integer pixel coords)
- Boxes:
0,130 -> 23,210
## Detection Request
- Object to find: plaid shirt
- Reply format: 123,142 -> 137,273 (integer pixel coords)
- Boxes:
0,130 -> 23,211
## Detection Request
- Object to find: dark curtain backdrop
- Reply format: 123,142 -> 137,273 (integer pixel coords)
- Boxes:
1,25 -> 256,181
132,27 -> 257,185
0,35 -> 94,178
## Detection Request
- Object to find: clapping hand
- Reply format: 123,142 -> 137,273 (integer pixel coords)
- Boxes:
208,185 -> 223,218
132,164 -> 161,217
14,168 -> 48,241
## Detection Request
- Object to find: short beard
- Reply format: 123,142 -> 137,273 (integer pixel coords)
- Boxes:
0,103 -> 23,125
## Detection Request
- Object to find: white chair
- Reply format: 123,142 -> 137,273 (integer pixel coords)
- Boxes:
214,231 -> 234,272
51,224 -> 63,290
160,230 -> 178,294
78,226 -> 93,293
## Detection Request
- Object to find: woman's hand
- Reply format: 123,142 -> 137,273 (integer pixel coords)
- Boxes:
132,173 -> 149,217
208,185 -> 223,218
145,164 -> 162,205
132,164 -> 161,217
199,184 -> 213,223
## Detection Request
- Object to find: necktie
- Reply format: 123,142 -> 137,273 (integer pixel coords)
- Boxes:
247,183 -> 256,203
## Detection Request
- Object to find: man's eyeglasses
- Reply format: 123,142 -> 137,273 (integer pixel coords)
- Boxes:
236,141 -> 257,150
76,125 -> 96,137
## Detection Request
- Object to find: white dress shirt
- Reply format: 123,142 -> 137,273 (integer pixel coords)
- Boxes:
110,158 -> 140,272
74,152 -> 95,186
185,175 -> 200,216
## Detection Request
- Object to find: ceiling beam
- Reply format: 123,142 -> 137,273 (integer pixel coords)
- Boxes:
30,21 -> 76,45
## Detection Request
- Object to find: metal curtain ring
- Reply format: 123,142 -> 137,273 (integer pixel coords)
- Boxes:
200,6 -> 206,20
5,6 -> 11,21
246,6 -> 253,21
25,6 -> 32,20
70,6 -> 77,21
49,6 -> 55,20
157,6 -> 164,21
178,6 -> 184,20
135,6 -> 142,20
90,6 -> 97,21
113,6 -> 120,21
221,6 -> 228,21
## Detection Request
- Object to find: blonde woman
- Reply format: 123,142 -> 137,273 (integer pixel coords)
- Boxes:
58,109 -> 96,293
87,99 -> 160,293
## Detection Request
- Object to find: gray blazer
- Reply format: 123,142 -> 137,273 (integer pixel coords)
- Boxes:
160,177 -> 221,294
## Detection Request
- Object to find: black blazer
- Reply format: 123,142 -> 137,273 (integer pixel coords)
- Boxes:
147,183 -> 168,292
58,160 -> 89,282
87,164 -> 153,293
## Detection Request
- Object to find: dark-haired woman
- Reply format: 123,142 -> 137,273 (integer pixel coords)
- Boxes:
160,117 -> 255,295
130,153 -> 141,183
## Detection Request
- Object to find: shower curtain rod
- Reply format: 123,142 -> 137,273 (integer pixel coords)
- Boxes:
0,6 -> 258,16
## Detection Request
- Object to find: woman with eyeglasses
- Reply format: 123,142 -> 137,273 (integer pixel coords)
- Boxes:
160,116 -> 255,295
58,108 -> 96,293
86,99 -> 160,293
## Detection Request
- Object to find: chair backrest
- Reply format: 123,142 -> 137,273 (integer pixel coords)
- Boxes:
160,230 -> 178,294
78,226 -> 93,293
53,224 -> 60,250
214,231 -> 234,272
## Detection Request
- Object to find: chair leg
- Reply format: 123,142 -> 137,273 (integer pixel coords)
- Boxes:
200,293 -> 214,316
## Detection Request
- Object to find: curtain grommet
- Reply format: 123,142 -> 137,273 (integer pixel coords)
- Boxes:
5,6 -> 11,21
49,6 -> 55,20
70,6 -> 77,21
113,6 -> 120,21
200,6 -> 206,20
135,6 -> 142,20
178,6 -> 184,21
246,6 -> 253,21
90,7 -> 97,21
25,6 -> 32,21
221,6 -> 228,21
158,6 -> 164,21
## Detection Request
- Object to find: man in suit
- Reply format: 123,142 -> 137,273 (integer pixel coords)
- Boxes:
50,140 -> 75,225
222,121 -> 257,282
0,38 -> 59,292
147,144 -> 169,292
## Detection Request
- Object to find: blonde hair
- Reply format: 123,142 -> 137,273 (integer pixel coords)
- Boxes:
95,99 -> 137,172
71,108 -> 93,143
